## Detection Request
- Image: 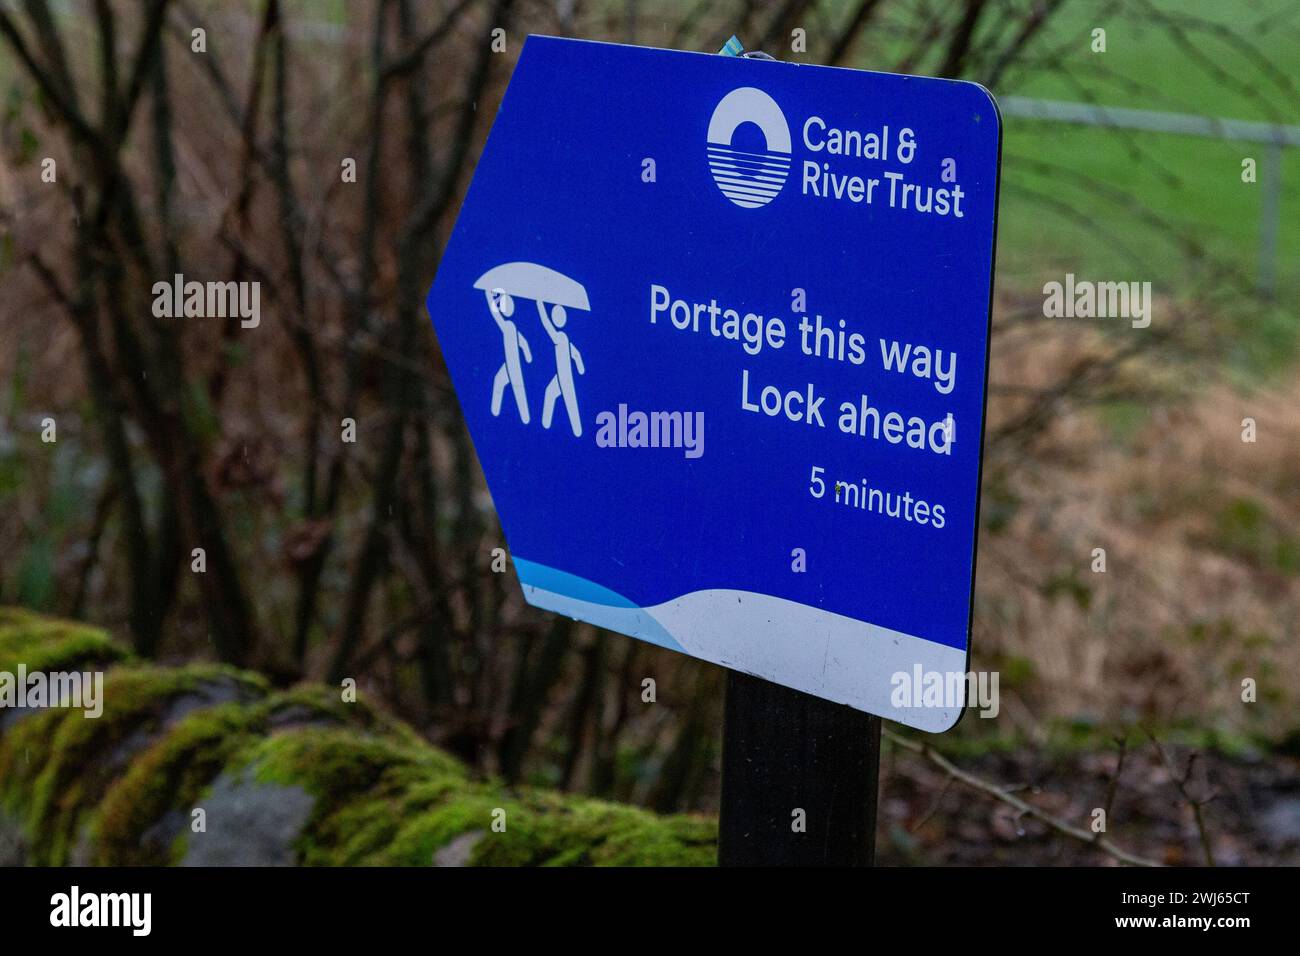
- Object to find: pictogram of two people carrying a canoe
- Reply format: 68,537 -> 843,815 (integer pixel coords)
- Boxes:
476,262 -> 589,438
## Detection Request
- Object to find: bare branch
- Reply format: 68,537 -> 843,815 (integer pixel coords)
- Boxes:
885,728 -> 1163,867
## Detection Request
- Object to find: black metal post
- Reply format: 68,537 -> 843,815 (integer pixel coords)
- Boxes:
718,669 -> 881,866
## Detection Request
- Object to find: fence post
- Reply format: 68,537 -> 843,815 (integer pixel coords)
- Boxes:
1258,141 -> 1283,298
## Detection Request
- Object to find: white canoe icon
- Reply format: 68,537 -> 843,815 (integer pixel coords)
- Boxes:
473,262 -> 590,310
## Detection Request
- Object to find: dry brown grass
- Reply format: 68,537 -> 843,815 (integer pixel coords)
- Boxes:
975,310 -> 1300,739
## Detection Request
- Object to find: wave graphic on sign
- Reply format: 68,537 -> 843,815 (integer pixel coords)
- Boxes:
514,558 -> 969,731
706,87 -> 792,209
514,559 -> 688,653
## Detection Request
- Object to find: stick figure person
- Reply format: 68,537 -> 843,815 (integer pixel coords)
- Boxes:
488,289 -> 532,424
538,302 -> 584,437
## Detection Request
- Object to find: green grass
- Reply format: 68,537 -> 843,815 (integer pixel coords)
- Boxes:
995,1 -> 1300,307
991,1 -> 1300,379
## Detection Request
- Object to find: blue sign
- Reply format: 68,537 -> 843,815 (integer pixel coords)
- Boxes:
426,37 -> 1000,731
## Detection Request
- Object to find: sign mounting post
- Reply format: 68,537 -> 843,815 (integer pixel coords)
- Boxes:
720,670 -> 881,865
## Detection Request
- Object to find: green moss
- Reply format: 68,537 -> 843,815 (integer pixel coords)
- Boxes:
0,608 -> 129,674
92,684 -> 415,865
247,726 -> 465,794
92,703 -> 260,865
0,609 -> 720,867
231,728 -> 715,866
463,791 -> 716,867
357,786 -> 716,867
0,610 -> 138,844
0,707 -> 74,814
362,783 -> 486,865
14,664 -> 266,864
257,684 -> 420,744
236,726 -> 466,866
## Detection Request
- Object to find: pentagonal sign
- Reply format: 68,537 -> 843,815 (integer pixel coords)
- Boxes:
426,36 -> 1000,731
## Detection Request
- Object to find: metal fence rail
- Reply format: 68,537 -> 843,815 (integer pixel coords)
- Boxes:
999,96 -> 1298,295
